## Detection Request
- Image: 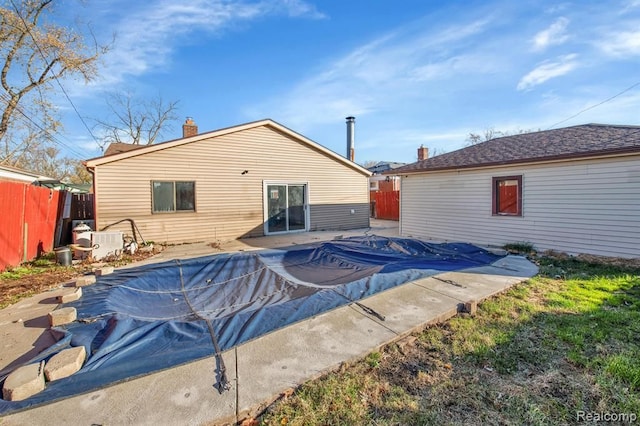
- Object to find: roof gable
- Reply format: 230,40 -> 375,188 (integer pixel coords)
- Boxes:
85,119 -> 371,176
393,124 -> 640,174
103,142 -> 145,156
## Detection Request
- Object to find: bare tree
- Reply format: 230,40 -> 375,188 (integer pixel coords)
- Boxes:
466,127 -> 505,145
466,127 -> 538,146
0,94 -> 59,167
59,157 -> 91,184
361,160 -> 380,168
93,91 -> 179,147
0,0 -> 107,165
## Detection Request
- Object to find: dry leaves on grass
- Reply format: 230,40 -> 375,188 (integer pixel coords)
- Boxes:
0,249 -> 159,308
542,250 -> 640,269
0,268 -> 78,307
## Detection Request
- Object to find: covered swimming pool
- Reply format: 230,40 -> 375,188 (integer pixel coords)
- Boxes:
0,236 -> 504,414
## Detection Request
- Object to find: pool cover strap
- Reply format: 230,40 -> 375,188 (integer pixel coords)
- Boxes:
354,301 -> 386,321
178,260 -> 230,393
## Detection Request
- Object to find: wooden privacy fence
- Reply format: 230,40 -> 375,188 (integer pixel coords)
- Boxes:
370,190 -> 400,221
0,181 -> 60,271
70,193 -> 94,220
53,192 -> 95,247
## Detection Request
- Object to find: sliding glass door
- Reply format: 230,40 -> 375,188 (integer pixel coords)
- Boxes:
265,183 -> 308,234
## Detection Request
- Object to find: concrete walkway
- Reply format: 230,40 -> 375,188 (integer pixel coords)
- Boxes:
0,220 -> 538,425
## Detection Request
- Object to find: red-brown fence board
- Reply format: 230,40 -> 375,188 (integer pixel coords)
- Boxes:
377,180 -> 397,192
0,182 -> 26,269
371,190 -> 400,221
24,185 -> 59,259
0,182 -> 60,271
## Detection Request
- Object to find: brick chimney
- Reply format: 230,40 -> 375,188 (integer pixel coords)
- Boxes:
417,144 -> 429,161
182,117 -> 198,138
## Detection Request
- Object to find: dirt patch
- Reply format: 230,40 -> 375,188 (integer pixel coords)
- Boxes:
0,249 -> 159,308
0,269 -> 78,307
541,250 -> 640,269
574,253 -> 640,269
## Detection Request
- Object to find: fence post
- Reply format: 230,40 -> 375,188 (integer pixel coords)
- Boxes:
23,223 -> 28,262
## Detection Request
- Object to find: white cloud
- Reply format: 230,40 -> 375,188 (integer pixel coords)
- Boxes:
517,54 -> 579,91
305,18 -> 493,88
597,29 -> 640,56
409,55 -> 499,82
56,1 -> 640,164
622,0 -> 640,12
97,0 -> 325,85
532,17 -> 570,51
539,87 -> 640,129
248,17 -> 497,129
280,0 -> 327,18
545,3 -> 570,14
411,17 -> 492,48
409,58 -> 462,82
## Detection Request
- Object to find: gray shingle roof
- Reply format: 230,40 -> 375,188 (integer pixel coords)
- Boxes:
392,124 -> 640,174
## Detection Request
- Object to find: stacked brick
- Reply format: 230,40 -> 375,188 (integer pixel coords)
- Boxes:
2,267 -> 113,401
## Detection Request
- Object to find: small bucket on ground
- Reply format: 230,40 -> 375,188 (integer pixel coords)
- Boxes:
54,247 -> 72,266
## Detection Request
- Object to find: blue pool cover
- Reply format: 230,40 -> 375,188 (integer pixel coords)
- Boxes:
0,236 -> 503,414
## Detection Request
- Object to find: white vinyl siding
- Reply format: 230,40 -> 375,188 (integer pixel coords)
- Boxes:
92,125 -> 369,243
400,154 -> 640,258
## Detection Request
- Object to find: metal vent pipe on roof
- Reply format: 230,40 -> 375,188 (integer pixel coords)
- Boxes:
346,116 -> 355,161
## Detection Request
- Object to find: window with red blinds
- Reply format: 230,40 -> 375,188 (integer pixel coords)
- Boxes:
492,175 -> 522,216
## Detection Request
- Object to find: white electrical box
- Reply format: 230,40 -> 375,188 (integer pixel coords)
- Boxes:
91,231 -> 124,260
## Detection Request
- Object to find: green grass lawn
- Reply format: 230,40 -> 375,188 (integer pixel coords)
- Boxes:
260,256 -> 640,425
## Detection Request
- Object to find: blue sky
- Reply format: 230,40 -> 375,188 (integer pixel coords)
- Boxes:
56,0 -> 640,164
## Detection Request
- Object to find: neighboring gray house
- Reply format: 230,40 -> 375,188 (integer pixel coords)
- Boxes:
85,119 -> 371,244
366,161 -> 407,175
393,124 -> 640,258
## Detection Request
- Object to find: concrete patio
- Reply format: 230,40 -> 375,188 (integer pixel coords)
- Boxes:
0,220 -> 538,425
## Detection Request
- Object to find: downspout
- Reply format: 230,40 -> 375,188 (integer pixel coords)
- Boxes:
399,175 -> 403,236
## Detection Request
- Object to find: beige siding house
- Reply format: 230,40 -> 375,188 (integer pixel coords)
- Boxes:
393,124 -> 640,258
84,119 -> 370,244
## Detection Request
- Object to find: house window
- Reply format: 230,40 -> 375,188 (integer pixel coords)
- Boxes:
152,181 -> 195,213
492,175 -> 522,216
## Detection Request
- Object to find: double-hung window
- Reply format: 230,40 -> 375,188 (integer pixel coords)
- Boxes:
492,175 -> 522,216
152,181 -> 195,213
